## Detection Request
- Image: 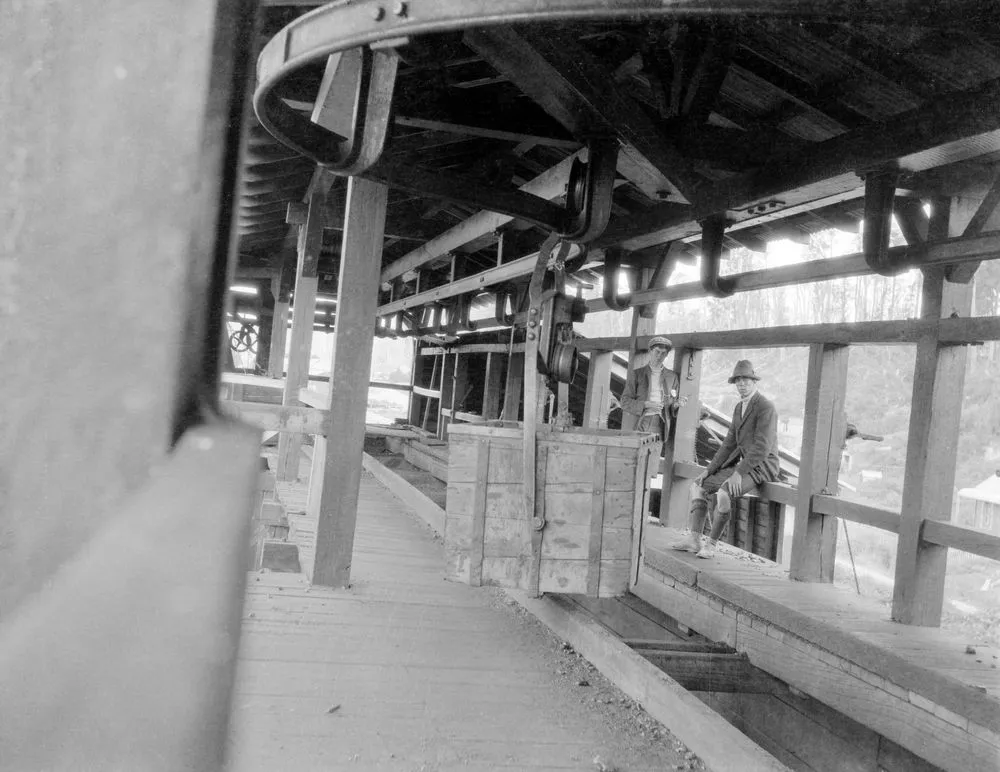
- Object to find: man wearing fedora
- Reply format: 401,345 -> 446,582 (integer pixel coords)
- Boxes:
674,359 -> 780,559
620,336 -> 687,441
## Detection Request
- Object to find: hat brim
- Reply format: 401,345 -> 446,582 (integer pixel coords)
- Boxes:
728,374 -> 761,383
649,344 -> 671,351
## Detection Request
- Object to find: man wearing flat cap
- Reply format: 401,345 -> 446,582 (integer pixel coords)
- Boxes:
675,359 -> 780,559
620,336 -> 686,441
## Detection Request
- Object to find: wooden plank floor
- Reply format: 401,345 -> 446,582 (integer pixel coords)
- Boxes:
226,469 -> 693,772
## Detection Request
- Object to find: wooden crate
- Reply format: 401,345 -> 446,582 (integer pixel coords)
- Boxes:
445,424 -> 661,597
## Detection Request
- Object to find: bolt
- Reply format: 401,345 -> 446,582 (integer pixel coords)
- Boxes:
655,189 -> 670,200
393,0 -> 408,17
372,5 -> 385,20
527,332 -> 536,340
529,307 -> 538,316
528,320 -> 536,328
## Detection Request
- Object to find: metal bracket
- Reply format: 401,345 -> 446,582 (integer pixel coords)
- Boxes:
255,47 -> 399,176
602,247 -> 640,311
863,169 -> 905,276
699,216 -> 734,298
561,137 -> 619,242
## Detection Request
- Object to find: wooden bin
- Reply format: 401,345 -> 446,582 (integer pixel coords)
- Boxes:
445,423 -> 661,597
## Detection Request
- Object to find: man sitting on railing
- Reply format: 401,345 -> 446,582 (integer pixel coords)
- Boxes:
620,336 -> 687,441
674,359 -> 780,559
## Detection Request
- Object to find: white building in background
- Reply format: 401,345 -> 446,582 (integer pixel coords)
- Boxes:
957,471 -> 1000,535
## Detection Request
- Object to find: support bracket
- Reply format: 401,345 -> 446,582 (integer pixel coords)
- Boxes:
699,215 -> 734,297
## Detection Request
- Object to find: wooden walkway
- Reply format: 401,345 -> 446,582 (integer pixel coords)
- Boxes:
226,469 -> 692,771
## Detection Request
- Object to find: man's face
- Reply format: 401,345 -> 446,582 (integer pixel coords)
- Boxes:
733,376 -> 756,399
649,346 -> 669,366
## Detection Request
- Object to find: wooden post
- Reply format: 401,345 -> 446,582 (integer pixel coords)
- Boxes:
312,177 -> 388,588
255,281 -> 274,373
438,352 -> 455,439
267,272 -> 290,379
790,343 -> 849,582
620,309 -> 655,431
407,339 -> 424,426
276,190 -> 324,480
583,351 -> 613,429
892,273 -> 973,623
892,195 -> 975,624
483,352 -> 505,420
661,348 -> 702,528
451,353 -> 470,423
501,352 -> 524,422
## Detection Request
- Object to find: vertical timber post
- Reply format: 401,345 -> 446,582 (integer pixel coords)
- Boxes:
502,351 -> 524,422
267,269 -> 291,378
661,348 -> 702,527
256,280 -> 274,373
583,351 -> 613,429
312,177 -> 388,588
276,191 -> 323,480
790,343 -> 849,582
483,352 -> 505,421
892,196 -> 974,625
620,309 -> 655,432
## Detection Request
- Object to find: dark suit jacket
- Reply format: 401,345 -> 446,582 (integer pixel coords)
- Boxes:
621,365 -> 680,423
705,392 -> 780,484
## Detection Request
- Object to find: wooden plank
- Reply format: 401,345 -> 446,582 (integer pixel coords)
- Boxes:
587,447 -> 609,596
812,495 -> 900,534
922,519 -> 1000,561
759,482 -> 797,507
379,152 -> 581,284
577,312 -> 1000,354
791,343 -> 848,582
469,440 -> 490,585
412,385 -> 441,399
361,452 -> 444,536
892,264 -> 973,625
221,400 -> 329,436
312,177 -> 388,588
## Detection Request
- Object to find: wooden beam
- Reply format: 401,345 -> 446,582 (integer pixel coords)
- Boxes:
379,152 -> 582,284
464,26 -> 704,203
587,232 -> 1000,312
946,173 -> 1000,283
575,315 -> 1000,353
812,495 -> 900,534
267,295 -> 289,379
661,349 -> 702,528
220,400 -> 329,436
312,177 -> 388,588
892,259 -> 973,625
791,344 -> 848,582
921,520 -> 1000,561
394,115 -> 580,150
602,76 -> 1000,250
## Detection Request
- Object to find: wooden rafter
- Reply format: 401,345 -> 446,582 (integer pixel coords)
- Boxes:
464,25 -> 705,204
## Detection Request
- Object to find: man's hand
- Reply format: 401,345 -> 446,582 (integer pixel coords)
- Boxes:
694,471 -> 707,487
723,471 -> 743,497
643,400 -> 663,409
